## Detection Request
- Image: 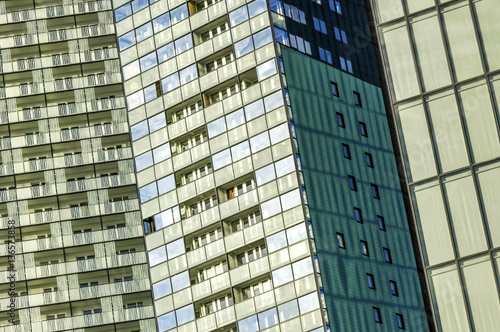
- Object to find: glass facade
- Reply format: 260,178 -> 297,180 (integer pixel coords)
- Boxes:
370,0 -> 500,330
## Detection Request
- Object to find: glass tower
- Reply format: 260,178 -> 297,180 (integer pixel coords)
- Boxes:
0,0 -> 155,331
368,0 -> 500,331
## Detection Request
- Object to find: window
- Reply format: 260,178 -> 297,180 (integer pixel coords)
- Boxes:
353,91 -> 362,106
377,215 -> 386,231
337,232 -> 345,249
348,175 -> 357,191
348,208 -> 361,225
336,112 -> 345,127
331,81 -> 339,96
371,184 -> 380,199
390,280 -> 399,297
359,122 -> 367,137
342,144 -> 351,159
383,248 -> 392,264
373,307 -> 382,323
366,273 -> 375,289
396,314 -> 405,330
365,153 -> 373,168
361,240 -> 369,256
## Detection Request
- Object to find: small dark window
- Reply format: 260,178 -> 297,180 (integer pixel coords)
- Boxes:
396,313 -> 405,330
331,82 -> 339,96
361,240 -> 369,256
359,122 -> 367,137
353,91 -> 362,106
383,248 -> 392,264
371,184 -> 380,199
367,273 -> 375,289
365,153 -> 373,168
337,112 -> 345,128
342,144 -> 351,159
373,307 -> 382,323
354,208 -> 363,223
337,232 -> 345,249
348,176 -> 357,191
390,280 -> 399,296
377,215 -> 386,231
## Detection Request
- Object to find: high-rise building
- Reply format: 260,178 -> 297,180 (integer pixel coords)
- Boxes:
113,0 -> 427,331
0,0 -> 430,331
367,0 -> 500,331
0,1 -> 155,331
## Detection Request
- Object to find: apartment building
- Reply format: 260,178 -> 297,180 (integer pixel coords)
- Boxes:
368,0 -> 500,331
0,0 -> 155,331
114,0 -> 428,331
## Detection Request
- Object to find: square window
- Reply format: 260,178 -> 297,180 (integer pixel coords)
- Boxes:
353,91 -> 362,106
337,232 -> 345,249
365,153 -> 373,168
342,144 -> 351,159
361,240 -> 369,256
373,307 -> 382,323
336,113 -> 345,128
366,273 -> 375,289
390,280 -> 399,297
354,208 -> 362,223
396,314 -> 405,330
348,175 -> 357,191
331,81 -> 339,96
377,215 -> 386,231
371,184 -> 380,199
383,248 -> 392,264
359,122 -> 368,137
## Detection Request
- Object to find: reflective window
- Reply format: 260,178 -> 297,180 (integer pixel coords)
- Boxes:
258,308 -> 278,329
256,59 -> 277,81
171,4 -> 189,25
231,141 -> 251,161
238,315 -> 258,332
367,273 -> 375,289
383,247 -> 392,263
373,307 -> 382,323
286,223 -> 307,244
153,143 -> 171,163
149,113 -> 166,132
244,99 -> 265,121
354,207 -> 363,223
123,60 -> 140,80
377,215 -> 386,231
140,182 -> 158,202
359,121 -> 367,137
118,31 -> 135,51
235,36 -> 253,58
275,155 -> 295,178
230,6 -> 249,27
261,196 -> 281,219
115,4 -> 132,22
148,246 -> 167,267
136,23 -> 153,43
226,109 -> 245,130
280,189 -> 301,211
140,52 -> 157,72
153,12 -> 171,33
396,313 -> 405,329
263,91 -> 284,111
144,83 -> 159,102
390,280 -> 398,296
348,175 -> 357,191
365,153 -> 373,168
337,232 -> 345,248
155,209 -> 174,230
272,264 -> 293,287
131,120 -> 148,141
255,164 -> 276,186
153,278 -> 172,299
298,292 -> 320,314
207,117 -> 227,138
175,34 -> 193,54
126,90 -> 145,110
269,123 -> 289,144
212,149 -> 231,170
157,42 -> 175,63
250,132 -> 270,153
135,151 -> 153,171
157,311 -> 176,331
161,73 -> 180,94
253,28 -> 273,49
171,271 -> 190,292
248,0 -> 267,17
337,112 -> 344,127
292,257 -> 313,279
167,238 -> 185,259
267,231 -> 287,253
176,305 -> 195,326
342,143 -> 351,159
278,300 -> 299,322
132,0 -> 148,12
274,26 -> 289,46
179,64 -> 198,84
158,174 -> 176,195
371,184 -> 380,199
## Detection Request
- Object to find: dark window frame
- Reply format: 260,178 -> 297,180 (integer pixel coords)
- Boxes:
354,207 -> 363,223
365,153 -> 373,168
331,81 -> 339,97
337,232 -> 345,249
348,175 -> 357,191
361,240 -> 369,256
359,121 -> 367,137
336,112 -> 345,128
373,307 -> 382,324
342,144 -> 351,159
383,247 -> 392,264
367,273 -> 375,289
353,91 -> 362,106
390,280 -> 399,297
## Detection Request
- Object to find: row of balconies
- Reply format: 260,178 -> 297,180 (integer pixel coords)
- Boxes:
0,23 -> 115,49
1,72 -> 121,98
1,47 -> 119,74
0,277 -> 150,311
0,225 -> 143,256
0,250 -> 146,283
0,147 -> 133,177
2,96 -> 125,124
1,1 -> 112,23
